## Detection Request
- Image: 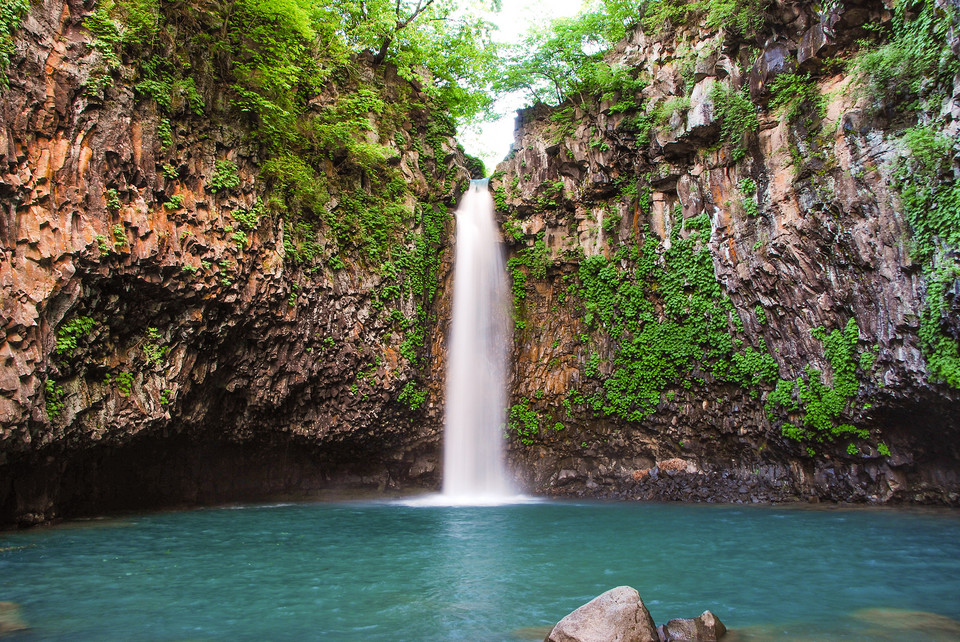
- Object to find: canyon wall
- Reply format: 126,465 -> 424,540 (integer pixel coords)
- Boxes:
494,0 -> 960,503
0,0 -> 471,527
2,0 -> 959,527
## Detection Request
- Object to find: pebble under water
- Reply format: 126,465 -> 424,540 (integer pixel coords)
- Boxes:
2,500 -> 960,640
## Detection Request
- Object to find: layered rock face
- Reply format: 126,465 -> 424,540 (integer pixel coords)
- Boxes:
2,0 -> 959,527
494,0 -> 960,503
0,0 -> 471,526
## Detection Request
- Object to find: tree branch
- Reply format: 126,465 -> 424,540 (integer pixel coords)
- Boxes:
374,0 -> 437,65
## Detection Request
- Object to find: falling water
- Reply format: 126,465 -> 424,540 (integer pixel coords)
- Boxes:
443,179 -> 514,500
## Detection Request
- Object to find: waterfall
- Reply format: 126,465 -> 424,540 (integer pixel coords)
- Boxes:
443,179 -> 514,500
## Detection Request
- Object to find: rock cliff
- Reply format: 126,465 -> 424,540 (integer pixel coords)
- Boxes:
494,0 -> 960,503
0,0 -> 473,527
2,0 -> 959,527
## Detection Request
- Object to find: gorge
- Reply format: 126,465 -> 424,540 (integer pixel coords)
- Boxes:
0,0 -> 959,529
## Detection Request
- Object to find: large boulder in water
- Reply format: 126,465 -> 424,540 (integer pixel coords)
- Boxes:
656,610 -> 727,641
544,586 -> 658,642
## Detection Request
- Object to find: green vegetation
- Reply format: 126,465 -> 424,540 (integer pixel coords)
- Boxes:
84,0 -> 161,95
712,83 -> 758,162
105,188 -> 121,213
115,372 -> 135,396
893,126 -> 960,387
574,212 -> 778,422
738,178 -> 759,218
766,319 -> 869,448
143,327 -> 169,366
640,0 -> 768,38
495,9 -> 630,105
45,379 -> 65,419
80,0 -> 498,277
767,72 -> 824,125
844,1 -> 960,389
398,381 -> 427,410
375,202 -> 451,366
163,195 -> 184,211
209,160 -> 241,194
112,224 -> 126,249
509,397 -> 541,445
754,305 -> 767,325
851,0 -> 960,116
96,235 -> 111,257
55,317 -> 96,356
0,0 -> 28,87
506,234 -> 548,330
233,200 -> 264,233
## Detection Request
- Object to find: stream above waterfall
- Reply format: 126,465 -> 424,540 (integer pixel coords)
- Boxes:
2,501 -> 959,640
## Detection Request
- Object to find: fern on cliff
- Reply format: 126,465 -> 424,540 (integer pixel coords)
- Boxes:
895,126 -> 960,388
0,0 -> 28,86
639,0 -> 769,38
852,0 -> 960,116
851,0 -> 960,389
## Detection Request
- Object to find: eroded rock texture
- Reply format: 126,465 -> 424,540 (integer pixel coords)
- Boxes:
0,0 -> 471,526
495,0 -> 960,503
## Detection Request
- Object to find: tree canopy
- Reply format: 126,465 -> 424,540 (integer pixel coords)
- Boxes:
493,0 -> 636,105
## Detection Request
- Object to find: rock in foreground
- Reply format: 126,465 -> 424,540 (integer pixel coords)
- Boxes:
544,586 -> 658,642
545,588 -> 728,642
657,610 -> 727,641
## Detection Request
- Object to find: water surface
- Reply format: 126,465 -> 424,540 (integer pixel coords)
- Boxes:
2,500 -> 959,640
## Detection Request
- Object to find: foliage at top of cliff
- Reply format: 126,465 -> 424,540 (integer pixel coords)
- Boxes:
87,0 -> 501,127
496,0 -> 770,105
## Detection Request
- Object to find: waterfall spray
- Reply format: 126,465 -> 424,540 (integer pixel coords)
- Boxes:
443,179 -> 514,500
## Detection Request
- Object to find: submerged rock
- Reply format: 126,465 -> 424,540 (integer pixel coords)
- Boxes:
852,607 -> 960,640
545,586 -> 658,642
657,610 -> 727,641
0,602 -> 28,636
